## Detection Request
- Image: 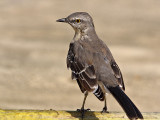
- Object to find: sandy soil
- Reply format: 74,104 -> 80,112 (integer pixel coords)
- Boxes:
0,0 -> 160,112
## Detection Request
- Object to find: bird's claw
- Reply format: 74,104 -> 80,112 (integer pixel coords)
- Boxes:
101,106 -> 109,114
77,108 -> 91,119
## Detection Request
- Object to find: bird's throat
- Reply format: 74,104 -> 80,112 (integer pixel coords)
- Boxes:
72,27 -> 97,42
72,30 -> 82,42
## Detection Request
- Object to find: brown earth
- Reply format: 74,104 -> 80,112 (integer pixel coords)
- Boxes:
0,0 -> 160,112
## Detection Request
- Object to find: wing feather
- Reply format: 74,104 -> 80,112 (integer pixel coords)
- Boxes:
67,43 -> 97,92
111,61 -> 125,90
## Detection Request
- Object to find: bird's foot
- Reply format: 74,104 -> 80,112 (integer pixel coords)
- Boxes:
77,108 -> 90,119
101,106 -> 109,113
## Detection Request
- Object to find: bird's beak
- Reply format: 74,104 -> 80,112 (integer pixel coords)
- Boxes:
56,18 -> 67,22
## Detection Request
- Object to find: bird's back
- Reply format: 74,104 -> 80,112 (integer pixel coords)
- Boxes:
68,37 -> 120,87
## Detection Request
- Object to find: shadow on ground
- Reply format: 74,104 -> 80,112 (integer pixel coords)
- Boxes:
67,111 -> 99,120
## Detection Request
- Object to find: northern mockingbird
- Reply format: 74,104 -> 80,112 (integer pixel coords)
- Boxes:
57,12 -> 143,120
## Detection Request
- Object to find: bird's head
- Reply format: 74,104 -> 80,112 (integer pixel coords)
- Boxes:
57,12 -> 95,32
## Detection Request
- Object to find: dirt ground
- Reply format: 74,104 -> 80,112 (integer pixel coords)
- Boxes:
0,0 -> 160,112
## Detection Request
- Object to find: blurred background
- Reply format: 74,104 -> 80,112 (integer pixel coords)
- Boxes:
0,0 -> 160,112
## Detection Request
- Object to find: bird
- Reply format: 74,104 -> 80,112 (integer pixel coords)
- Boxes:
57,12 -> 143,120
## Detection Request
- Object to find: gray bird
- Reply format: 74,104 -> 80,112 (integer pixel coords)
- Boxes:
57,12 -> 143,120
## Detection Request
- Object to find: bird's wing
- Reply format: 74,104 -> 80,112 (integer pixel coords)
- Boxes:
100,40 -> 125,90
111,60 -> 125,90
67,43 -> 98,92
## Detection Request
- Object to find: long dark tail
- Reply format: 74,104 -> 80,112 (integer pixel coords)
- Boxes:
108,86 -> 143,120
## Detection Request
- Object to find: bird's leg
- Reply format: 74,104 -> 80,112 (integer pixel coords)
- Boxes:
77,91 -> 90,118
81,91 -> 88,110
101,96 -> 109,113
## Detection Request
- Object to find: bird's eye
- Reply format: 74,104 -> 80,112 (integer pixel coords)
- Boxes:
76,19 -> 81,23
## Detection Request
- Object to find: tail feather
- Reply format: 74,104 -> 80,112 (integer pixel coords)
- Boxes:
93,85 -> 105,101
108,86 -> 143,120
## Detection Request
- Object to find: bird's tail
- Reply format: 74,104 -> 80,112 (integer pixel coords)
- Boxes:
108,86 -> 143,120
93,85 -> 105,101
